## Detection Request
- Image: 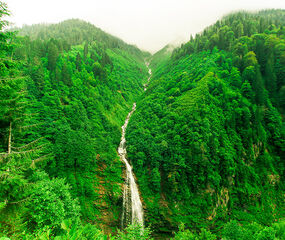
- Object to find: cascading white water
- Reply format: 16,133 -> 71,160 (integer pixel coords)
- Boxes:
144,62 -> 152,91
119,62 -> 151,228
119,103 -> 144,228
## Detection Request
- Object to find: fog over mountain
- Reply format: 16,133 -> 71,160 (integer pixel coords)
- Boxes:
7,0 -> 285,52
1,0 -> 285,238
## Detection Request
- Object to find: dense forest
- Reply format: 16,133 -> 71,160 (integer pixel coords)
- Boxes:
0,1 -> 150,238
0,1 -> 284,239
127,9 -> 285,239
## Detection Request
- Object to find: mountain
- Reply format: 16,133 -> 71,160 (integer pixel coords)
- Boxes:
1,17 -> 149,237
0,2 -> 284,239
126,9 -> 285,237
16,19 -> 148,58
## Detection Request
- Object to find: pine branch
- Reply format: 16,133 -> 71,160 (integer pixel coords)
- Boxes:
0,93 -> 25,103
23,112 -> 39,116
3,106 -> 26,115
30,153 -> 53,167
9,197 -> 31,205
0,76 -> 26,82
13,116 -> 26,122
20,122 -> 45,130
10,143 -> 48,154
11,137 -> 44,150
0,143 -> 47,159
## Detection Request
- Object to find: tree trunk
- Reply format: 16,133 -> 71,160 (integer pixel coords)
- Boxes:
8,122 -> 12,154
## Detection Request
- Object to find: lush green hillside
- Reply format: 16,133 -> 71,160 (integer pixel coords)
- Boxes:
0,3 -> 149,238
16,19 -> 148,59
1,1 -> 285,239
149,44 -> 174,71
126,9 -> 285,238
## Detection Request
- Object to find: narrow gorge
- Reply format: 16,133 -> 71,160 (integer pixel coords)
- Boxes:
119,63 -> 152,229
119,102 -> 144,228
0,4 -> 284,239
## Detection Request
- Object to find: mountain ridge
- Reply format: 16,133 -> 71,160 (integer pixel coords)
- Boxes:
0,5 -> 284,239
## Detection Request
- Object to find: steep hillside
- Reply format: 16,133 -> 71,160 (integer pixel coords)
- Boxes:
0,16 -> 149,237
1,2 -> 285,239
17,19 -> 147,59
149,44 -> 174,71
127,9 -> 285,237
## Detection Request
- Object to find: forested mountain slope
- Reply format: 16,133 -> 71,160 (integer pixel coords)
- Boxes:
0,11 -> 149,238
126,9 -> 285,237
17,19 -> 144,58
1,2 -> 285,239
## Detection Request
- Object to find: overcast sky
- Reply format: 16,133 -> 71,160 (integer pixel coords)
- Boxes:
6,0 -> 285,53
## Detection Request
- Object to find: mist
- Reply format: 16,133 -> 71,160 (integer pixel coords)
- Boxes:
7,0 -> 285,53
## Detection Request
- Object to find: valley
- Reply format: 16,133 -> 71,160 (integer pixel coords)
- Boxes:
0,2 -> 284,239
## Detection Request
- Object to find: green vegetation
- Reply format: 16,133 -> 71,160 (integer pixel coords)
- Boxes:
0,1 -> 149,238
0,1 -> 284,239
127,9 -> 285,237
172,221 -> 285,240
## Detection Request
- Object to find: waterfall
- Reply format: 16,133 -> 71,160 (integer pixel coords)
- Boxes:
144,62 -> 152,91
119,103 -> 144,228
119,62 -> 151,228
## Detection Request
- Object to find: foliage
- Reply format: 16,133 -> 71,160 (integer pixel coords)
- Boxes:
11,16 -> 148,228
26,172 -> 81,232
127,9 -> 285,235
115,224 -> 153,240
0,1 -> 148,238
0,1 -> 284,239
171,221 -> 285,240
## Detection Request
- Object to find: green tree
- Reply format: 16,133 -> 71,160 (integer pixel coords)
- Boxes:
223,221 -> 245,240
75,52 -> 81,71
47,40 -> 59,71
27,173 -> 80,232
265,53 -> 277,98
115,224 -> 153,240
84,41 -> 88,59
61,62 -> 72,86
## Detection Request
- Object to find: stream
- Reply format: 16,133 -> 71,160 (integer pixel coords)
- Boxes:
119,62 -> 151,228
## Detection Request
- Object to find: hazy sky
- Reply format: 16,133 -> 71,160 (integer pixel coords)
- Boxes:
6,0 -> 285,53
